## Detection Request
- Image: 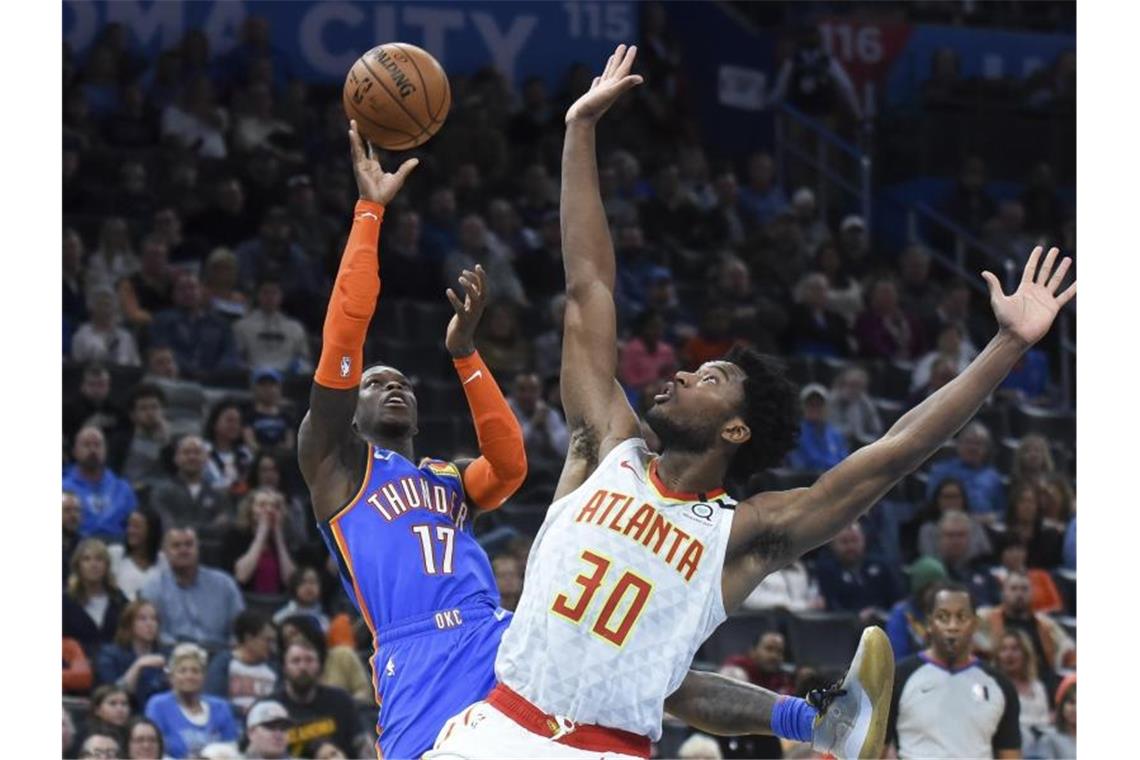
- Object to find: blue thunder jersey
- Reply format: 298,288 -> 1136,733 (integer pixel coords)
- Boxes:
318,446 -> 510,758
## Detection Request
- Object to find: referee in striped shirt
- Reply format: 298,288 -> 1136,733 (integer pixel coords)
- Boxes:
886,582 -> 1021,758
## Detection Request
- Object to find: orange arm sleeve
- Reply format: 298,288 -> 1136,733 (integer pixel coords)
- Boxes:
62,638 -> 92,693
453,351 -> 527,510
315,200 -> 385,389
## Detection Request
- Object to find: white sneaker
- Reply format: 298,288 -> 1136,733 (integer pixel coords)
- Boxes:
810,626 -> 894,759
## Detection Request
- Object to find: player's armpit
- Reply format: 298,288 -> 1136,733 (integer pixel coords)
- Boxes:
453,351 -> 527,511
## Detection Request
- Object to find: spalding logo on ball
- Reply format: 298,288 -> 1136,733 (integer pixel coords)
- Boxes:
343,42 -> 451,151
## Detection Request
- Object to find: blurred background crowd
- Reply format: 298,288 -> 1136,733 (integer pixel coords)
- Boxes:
62,1 -> 1075,757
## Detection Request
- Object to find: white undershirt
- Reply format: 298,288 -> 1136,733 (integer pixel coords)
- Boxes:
84,594 -> 110,628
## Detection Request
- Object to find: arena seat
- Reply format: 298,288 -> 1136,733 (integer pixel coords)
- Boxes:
784,611 -> 861,671
697,611 -> 785,665
1010,405 -> 1075,442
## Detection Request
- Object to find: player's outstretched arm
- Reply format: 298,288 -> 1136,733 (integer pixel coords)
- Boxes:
298,121 -> 418,521
727,248 -> 1076,605
444,265 -> 528,511
556,44 -> 645,497
664,669 -> 782,735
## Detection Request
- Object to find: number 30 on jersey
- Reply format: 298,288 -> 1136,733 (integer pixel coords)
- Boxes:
550,550 -> 654,647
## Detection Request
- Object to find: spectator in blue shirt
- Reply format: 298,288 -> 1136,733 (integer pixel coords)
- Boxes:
140,526 -> 245,651
815,522 -> 904,621
999,348 -> 1051,403
788,383 -> 849,472
149,271 -> 239,380
885,556 -> 949,661
737,152 -> 788,230
925,421 -> 1007,520
145,643 -> 239,759
63,426 -> 137,542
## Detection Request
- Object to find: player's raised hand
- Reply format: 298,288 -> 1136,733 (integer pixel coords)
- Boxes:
982,245 -> 1076,348
348,119 -> 419,205
565,44 -> 643,125
445,265 -> 489,358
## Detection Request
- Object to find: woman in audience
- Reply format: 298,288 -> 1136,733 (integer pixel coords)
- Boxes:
201,247 -> 247,320
1033,675 -> 1076,759
124,717 -> 165,760
1038,473 -> 1075,532
70,286 -> 142,366
916,479 -> 993,562
144,643 -> 239,759
63,538 -> 130,651
1010,433 -> 1055,490
204,399 -> 254,493
95,600 -> 170,708
223,487 -> 298,594
996,630 -> 1051,752
108,508 -> 165,600
247,449 -> 309,548
273,566 -> 330,632
86,684 -> 133,749
1004,482 -> 1064,568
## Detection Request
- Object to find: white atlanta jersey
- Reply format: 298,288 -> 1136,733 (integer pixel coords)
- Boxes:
495,438 -> 736,740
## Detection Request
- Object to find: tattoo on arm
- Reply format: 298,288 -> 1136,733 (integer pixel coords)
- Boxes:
666,670 -> 780,735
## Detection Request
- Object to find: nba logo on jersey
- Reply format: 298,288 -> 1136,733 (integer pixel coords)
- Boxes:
340,356 -> 351,377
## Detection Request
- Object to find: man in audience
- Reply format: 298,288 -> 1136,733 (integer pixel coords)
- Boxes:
244,699 -> 294,760
935,511 -> 999,606
722,630 -> 796,694
63,426 -> 138,542
977,571 -> 1075,689
816,522 -> 904,620
148,435 -> 231,531
507,372 -> 569,482
141,526 -> 245,650
143,346 -> 209,436
926,422 -> 1007,519
113,383 -> 171,487
233,278 -> 312,375
492,554 -> 524,613
274,639 -> 365,759
205,610 -> 280,715
64,363 -> 129,445
150,270 -> 239,380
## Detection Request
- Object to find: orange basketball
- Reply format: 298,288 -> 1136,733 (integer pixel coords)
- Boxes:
343,43 -> 451,151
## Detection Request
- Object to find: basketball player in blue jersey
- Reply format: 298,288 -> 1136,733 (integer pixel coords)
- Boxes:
297,122 -> 530,758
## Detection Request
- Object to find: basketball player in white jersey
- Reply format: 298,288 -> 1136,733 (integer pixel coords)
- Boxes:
430,45 -> 1076,760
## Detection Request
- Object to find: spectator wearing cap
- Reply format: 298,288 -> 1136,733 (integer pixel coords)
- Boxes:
619,309 -> 678,401
64,363 -> 130,445
791,187 -> 831,254
721,630 -> 796,695
910,323 -> 976,394
150,270 -> 239,380
737,152 -> 788,229
244,699 -> 294,759
786,272 -> 851,358
234,279 -> 312,376
78,730 -> 122,760
855,277 -> 923,361
816,522 -> 904,620
926,422 -> 1007,519
977,572 -> 1075,691
145,643 -> 240,759
934,511 -> 999,607
837,214 -> 872,278
885,556 -> 948,660
242,368 -> 296,453
140,526 -> 245,651
71,286 -> 142,367
147,435 -> 231,532
112,384 -> 171,488
204,610 -> 280,715
916,479 -> 993,563
828,366 -> 883,446
202,247 -> 248,321
64,426 -> 138,542
787,384 -> 849,472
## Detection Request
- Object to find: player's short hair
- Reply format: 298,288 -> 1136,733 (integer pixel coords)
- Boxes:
722,346 -> 801,480
925,581 -> 975,615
